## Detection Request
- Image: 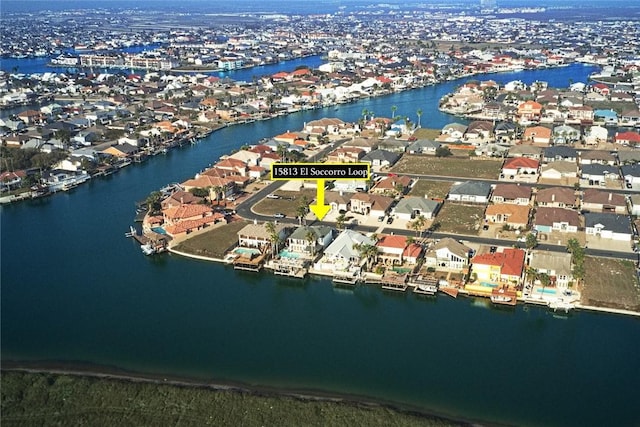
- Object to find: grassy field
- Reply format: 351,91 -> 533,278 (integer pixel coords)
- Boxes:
582,257 -> 640,311
173,220 -> 249,258
411,128 -> 442,140
1,371 -> 465,427
392,155 -> 502,179
252,189 -> 318,217
432,204 -> 485,235
409,180 -> 453,200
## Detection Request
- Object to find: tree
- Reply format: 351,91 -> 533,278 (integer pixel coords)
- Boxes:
296,195 -> 309,225
416,108 -> 423,128
525,232 -> 538,250
435,146 -> 453,157
305,230 -> 317,255
265,221 -> 281,256
145,191 -> 163,214
336,213 -> 346,231
391,105 -> 397,119
361,108 -> 369,123
408,215 -> 427,237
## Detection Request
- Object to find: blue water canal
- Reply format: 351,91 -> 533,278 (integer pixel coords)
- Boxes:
2,63 -> 640,427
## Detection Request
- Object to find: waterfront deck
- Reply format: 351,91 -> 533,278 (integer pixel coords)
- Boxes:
333,272 -> 359,285
233,253 -> 266,272
439,287 -> 459,298
380,272 -> 409,292
410,275 -> 439,296
490,289 -> 518,306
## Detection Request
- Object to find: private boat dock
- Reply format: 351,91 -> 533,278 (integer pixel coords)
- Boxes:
410,275 -> 439,296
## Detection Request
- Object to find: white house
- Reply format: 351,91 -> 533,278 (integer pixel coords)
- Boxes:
585,213 -> 633,241
447,181 -> 492,204
424,237 -> 471,271
313,229 -> 376,272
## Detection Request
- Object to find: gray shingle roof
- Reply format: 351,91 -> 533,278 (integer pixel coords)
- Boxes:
449,181 -> 492,197
584,213 -> 631,234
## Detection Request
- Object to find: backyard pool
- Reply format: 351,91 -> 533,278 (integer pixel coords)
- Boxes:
151,226 -> 167,235
234,247 -> 261,256
279,249 -> 301,259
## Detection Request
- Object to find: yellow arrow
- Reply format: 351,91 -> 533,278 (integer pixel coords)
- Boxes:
309,179 -> 331,220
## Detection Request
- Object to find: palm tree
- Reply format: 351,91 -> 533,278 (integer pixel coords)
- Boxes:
265,221 -> 281,256
361,108 -> 369,123
305,230 -> 317,256
408,215 -> 427,237
416,108 -> 423,128
336,213 -> 346,231
391,105 -> 397,119
296,195 -> 309,225
276,144 -> 287,163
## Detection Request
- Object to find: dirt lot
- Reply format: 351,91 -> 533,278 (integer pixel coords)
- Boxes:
412,128 -> 442,140
392,155 -> 502,179
172,220 -> 249,259
409,179 -> 452,199
582,256 -> 640,311
252,189 -> 317,217
432,203 -> 485,235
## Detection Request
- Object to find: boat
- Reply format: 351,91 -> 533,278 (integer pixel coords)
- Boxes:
141,243 -> 156,256
490,289 -> 518,306
125,226 -> 137,238
491,294 -> 513,303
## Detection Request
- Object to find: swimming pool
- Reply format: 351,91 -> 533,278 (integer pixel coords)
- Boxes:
480,281 -> 499,288
151,226 -> 167,235
537,287 -> 557,295
392,267 -> 412,274
234,247 -> 261,256
279,249 -> 301,259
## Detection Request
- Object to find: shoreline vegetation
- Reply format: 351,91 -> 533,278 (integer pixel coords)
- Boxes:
1,368 -> 472,427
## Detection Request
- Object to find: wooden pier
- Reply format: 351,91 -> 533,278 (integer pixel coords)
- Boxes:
380,272 -> 409,292
233,253 -> 266,272
439,287 -> 459,298
490,289 -> 518,306
411,275 -> 439,296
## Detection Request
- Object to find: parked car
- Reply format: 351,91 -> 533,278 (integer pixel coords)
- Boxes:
273,212 -> 286,218
386,216 -> 394,224
266,194 -> 280,199
378,215 -> 385,222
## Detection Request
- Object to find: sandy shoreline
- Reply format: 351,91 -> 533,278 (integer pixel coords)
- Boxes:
1,360 -> 481,426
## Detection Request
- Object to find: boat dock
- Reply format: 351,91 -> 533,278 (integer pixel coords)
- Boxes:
410,275 -> 439,296
439,287 -> 459,298
332,272 -> 359,286
233,253 -> 266,272
491,289 -> 518,306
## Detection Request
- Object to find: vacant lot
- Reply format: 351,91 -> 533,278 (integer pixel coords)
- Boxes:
582,256 -> 640,312
411,128 -> 442,140
392,155 -> 502,179
409,180 -> 452,200
1,371 -> 462,427
432,204 -> 485,235
173,220 -> 249,259
253,189 -> 317,217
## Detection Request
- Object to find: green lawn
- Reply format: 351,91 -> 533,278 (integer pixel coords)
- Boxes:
173,220 -> 249,258
392,155 -> 502,179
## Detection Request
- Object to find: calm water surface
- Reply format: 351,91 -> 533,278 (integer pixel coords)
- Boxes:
2,64 -> 639,427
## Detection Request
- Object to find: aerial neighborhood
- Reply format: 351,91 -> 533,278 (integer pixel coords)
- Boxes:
2,4 -> 640,314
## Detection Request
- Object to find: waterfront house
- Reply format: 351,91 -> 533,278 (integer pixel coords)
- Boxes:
584,213 -> 633,241
161,190 -> 204,209
0,170 -> 26,191
523,126 -> 552,145
313,229 -> 376,273
371,175 -> 412,196
376,234 -> 413,265
447,181 -> 492,204
286,225 -> 334,257
181,174 -> 236,200
424,237 -> 471,271
484,204 -> 531,229
471,248 -> 525,285
228,150 -> 262,167
441,123 -> 467,140
162,204 -> 221,236
543,146 -> 578,163
237,222 -> 289,252
582,189 -> 627,214
350,193 -> 394,218
580,164 -> 620,186
215,158 -> 249,177
392,197 -> 441,221
566,105 -> 594,124
535,187 -> 578,209
533,207 -> 580,234
614,131 -> 640,147
102,143 -> 139,158
491,184 -> 532,205
500,157 -> 539,183
342,138 -> 379,153
584,125 -> 609,145
621,164 -> 640,187
539,161 -> 578,180
528,250 -> 573,288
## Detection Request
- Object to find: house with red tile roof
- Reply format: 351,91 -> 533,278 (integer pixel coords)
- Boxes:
326,147 -> 365,163
214,158 -> 249,176
375,234 -> 417,265
500,157 -> 539,183
614,131 -> 640,147
471,248 -> 525,285
181,174 -> 236,200
371,175 -> 412,196
161,190 -> 204,209
523,126 -> 552,145
162,204 -> 223,237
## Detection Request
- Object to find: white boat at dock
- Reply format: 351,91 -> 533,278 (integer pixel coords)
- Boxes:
141,243 -> 156,255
